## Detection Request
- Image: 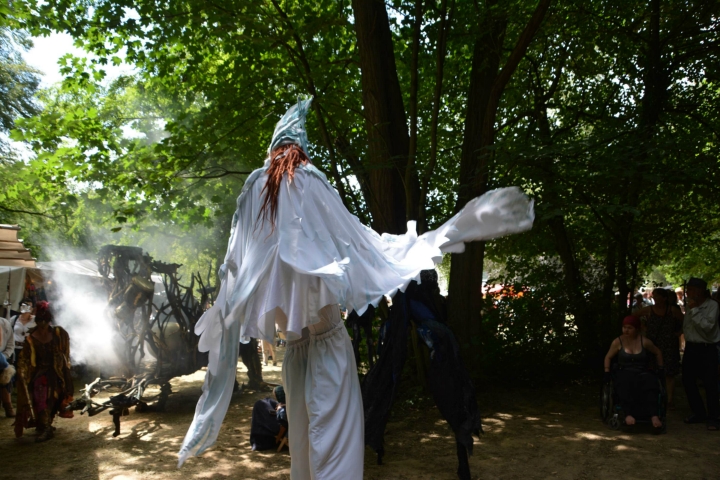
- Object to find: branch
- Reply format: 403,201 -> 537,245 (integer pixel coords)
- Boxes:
498,110 -> 533,131
575,191 -> 622,241
0,204 -> 59,219
483,0 -> 552,139
668,107 -> 720,140
493,0 -> 552,97
542,43 -> 568,103
268,0 -> 339,163
418,0 -> 453,231
177,169 -> 253,179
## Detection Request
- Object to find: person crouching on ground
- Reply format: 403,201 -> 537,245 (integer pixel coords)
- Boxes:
681,277 -> 720,430
250,386 -> 288,451
14,301 -> 74,442
604,316 -> 664,428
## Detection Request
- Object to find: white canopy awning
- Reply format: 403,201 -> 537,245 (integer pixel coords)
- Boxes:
0,266 -> 27,314
38,259 -> 104,278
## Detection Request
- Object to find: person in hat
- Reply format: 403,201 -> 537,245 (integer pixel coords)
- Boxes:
14,301 -> 74,442
12,298 -> 36,362
177,97 -> 535,477
604,315 -> 664,428
682,277 -> 720,430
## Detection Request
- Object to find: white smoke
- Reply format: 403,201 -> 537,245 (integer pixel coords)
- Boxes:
43,265 -> 121,369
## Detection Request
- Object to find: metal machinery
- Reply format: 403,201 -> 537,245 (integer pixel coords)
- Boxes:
66,245 -> 216,436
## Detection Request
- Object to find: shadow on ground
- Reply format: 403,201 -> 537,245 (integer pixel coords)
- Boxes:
1,348 -> 718,480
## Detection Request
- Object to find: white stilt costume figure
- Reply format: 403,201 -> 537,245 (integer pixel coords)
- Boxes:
178,96 -> 535,478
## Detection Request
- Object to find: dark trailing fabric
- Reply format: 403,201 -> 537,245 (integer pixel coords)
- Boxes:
406,278 -> 482,480
361,296 -> 408,464
347,305 -> 376,369
360,270 -> 482,479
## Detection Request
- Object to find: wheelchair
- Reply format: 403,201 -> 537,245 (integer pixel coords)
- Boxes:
600,364 -> 667,434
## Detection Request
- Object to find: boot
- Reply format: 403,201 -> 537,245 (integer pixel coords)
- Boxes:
1,388 -> 14,418
35,428 -> 54,443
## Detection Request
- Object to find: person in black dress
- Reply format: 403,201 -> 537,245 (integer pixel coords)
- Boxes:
633,288 -> 683,407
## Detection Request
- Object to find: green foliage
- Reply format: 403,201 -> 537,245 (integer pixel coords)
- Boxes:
2,0 -> 719,380
478,257 -> 582,386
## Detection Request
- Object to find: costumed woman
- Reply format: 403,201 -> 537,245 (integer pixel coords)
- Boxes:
178,97 -> 535,478
14,301 -> 74,442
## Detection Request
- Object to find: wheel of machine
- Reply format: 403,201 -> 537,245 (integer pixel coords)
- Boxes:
609,413 -> 621,430
657,375 -> 668,434
601,382 -> 614,422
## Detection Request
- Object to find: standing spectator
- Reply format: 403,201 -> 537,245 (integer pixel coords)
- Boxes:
12,299 -> 36,362
633,288 -> 683,407
672,287 -> 686,350
682,278 -> 720,430
632,293 -> 645,312
642,290 -> 654,306
261,340 -> 276,367
675,287 -> 685,314
666,288 -> 680,309
0,314 -> 15,417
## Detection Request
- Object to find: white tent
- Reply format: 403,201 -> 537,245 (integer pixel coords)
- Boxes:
38,259 -> 104,278
0,224 -> 167,317
0,225 -> 35,315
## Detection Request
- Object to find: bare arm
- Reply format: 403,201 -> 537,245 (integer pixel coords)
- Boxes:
604,338 -> 620,372
670,305 -> 684,336
643,337 -> 664,367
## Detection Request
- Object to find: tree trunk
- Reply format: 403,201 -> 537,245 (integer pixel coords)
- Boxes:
448,0 -> 551,371
406,0 -> 423,225
418,0 -> 453,233
531,65 -> 598,363
602,240 -> 618,344
614,0 -> 665,320
446,13 -> 505,360
351,0 -> 415,234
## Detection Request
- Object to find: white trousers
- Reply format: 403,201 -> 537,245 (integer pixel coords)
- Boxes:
282,305 -> 365,480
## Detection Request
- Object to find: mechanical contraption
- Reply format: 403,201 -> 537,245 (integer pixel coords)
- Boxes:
66,245 -> 216,436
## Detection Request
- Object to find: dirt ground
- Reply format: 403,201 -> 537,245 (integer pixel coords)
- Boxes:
1,347 -> 718,480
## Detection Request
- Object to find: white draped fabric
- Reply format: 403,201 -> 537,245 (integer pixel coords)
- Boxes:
283,304 -> 364,480
178,163 -> 534,466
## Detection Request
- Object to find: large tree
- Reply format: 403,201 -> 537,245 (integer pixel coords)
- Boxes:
11,0 -> 720,377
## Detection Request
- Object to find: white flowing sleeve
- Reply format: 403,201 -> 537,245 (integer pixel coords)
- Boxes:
177,169 -> 262,467
274,166 -> 534,316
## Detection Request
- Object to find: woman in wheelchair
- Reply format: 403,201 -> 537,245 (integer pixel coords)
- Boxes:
604,316 -> 664,428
